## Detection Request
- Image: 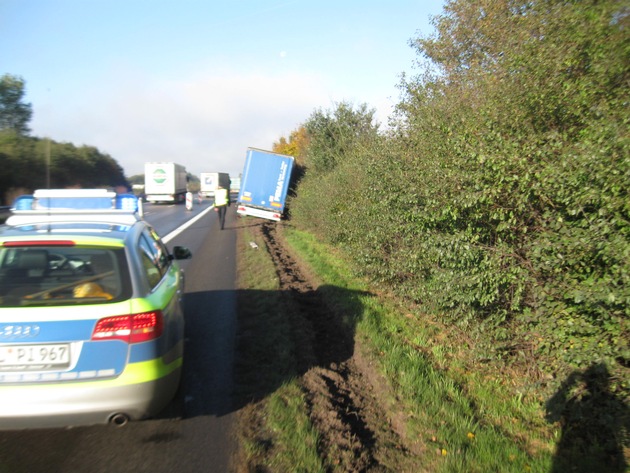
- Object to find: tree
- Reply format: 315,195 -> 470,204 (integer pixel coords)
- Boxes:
395,0 -> 630,369
303,102 -> 379,174
273,125 -> 309,168
0,74 -> 32,135
0,131 -> 38,204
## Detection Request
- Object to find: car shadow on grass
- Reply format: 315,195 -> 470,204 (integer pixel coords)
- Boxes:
234,284 -> 372,409
174,285 -> 370,420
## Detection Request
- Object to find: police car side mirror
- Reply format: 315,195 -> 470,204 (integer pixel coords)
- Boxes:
172,246 -> 192,260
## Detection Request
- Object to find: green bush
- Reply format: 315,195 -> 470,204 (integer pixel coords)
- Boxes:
290,0 -> 629,385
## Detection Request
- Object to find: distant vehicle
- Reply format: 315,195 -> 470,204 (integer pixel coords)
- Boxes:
0,189 -> 192,429
144,162 -> 188,204
131,184 -> 146,202
230,176 -> 241,194
236,148 -> 294,221
199,172 -> 230,199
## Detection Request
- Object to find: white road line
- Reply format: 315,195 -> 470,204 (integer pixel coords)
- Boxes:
162,205 -> 215,244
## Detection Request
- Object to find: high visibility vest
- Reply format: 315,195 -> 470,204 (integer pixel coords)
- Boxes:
215,188 -> 229,206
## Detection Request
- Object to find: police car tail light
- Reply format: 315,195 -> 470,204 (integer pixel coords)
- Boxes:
130,312 -> 164,343
92,311 -> 164,343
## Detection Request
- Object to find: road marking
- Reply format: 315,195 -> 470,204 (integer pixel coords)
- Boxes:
162,205 -> 215,244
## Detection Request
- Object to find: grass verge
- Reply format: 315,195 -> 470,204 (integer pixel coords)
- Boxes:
233,220 -> 324,472
282,225 -> 556,472
234,219 -> 626,472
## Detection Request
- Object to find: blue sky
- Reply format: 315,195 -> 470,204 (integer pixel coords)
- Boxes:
1,0 -> 445,177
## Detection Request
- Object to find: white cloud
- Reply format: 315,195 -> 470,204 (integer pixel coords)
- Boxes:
32,68 -> 331,178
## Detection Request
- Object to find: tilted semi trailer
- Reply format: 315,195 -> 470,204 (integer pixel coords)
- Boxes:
236,148 -> 294,222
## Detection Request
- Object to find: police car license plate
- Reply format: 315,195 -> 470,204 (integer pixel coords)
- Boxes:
0,344 -> 70,368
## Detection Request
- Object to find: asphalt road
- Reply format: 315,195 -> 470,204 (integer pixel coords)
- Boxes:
0,199 -> 240,473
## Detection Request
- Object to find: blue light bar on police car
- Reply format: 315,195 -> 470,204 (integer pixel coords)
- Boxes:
33,189 -> 116,210
116,194 -> 141,212
11,189 -> 141,215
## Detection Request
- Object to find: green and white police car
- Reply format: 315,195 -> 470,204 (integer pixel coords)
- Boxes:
0,189 -> 191,429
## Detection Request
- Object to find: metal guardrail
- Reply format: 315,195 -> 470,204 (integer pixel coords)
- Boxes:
0,205 -> 11,223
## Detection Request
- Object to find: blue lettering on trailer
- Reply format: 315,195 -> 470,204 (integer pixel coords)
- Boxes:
274,161 -> 288,202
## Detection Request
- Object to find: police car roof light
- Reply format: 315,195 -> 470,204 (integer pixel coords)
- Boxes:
10,189 -> 142,218
13,195 -> 34,211
115,194 -> 139,212
28,189 -> 115,211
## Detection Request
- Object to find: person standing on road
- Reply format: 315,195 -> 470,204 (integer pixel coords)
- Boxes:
214,185 -> 229,230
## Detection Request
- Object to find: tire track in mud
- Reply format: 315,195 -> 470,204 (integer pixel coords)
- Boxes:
259,222 -> 385,472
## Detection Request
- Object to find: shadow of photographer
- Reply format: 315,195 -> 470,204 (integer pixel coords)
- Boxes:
546,362 -> 629,472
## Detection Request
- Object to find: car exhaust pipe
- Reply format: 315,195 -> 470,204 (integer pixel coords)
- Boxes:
108,413 -> 130,427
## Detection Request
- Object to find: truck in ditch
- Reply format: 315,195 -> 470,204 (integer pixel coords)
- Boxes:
236,148 -> 294,222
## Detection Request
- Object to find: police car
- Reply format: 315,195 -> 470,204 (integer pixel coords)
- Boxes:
0,189 -> 191,429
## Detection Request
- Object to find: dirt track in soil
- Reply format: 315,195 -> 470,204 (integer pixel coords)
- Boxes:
235,220 -> 423,473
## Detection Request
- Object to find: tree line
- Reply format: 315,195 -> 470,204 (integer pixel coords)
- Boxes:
0,74 -> 129,205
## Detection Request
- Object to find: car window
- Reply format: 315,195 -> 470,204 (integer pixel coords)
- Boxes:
138,230 -> 170,289
0,246 -> 131,307
147,228 -> 170,274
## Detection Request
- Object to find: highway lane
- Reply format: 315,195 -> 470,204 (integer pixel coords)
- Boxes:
142,197 -> 214,239
0,201 -> 240,473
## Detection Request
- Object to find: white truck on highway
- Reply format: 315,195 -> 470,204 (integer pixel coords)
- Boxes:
144,162 -> 188,204
199,172 -> 230,198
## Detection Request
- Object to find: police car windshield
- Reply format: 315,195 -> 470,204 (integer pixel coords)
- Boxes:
0,246 -> 131,307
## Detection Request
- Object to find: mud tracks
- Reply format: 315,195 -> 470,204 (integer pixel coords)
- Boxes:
259,222 -> 404,472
